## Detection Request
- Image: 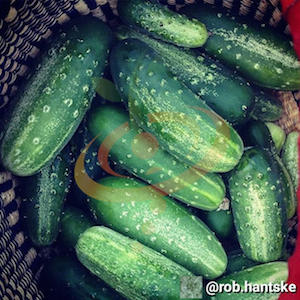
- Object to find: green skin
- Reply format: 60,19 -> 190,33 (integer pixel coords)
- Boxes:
265,122 -> 286,153
0,17 -> 113,176
21,149 -> 71,247
118,0 -> 207,48
250,91 -> 283,122
41,256 -> 122,300
116,25 -> 254,125
282,131 -> 299,193
228,148 -> 288,263
181,4 -> 300,90
241,121 -> 296,218
110,39 -> 244,173
59,205 -> 94,249
88,104 -> 225,211
225,249 -> 259,275
76,226 -> 193,300
88,176 -> 227,278
212,262 -> 288,300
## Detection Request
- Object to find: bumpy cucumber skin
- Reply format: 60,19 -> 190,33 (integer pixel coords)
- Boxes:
228,147 -> 287,262
225,249 -> 259,275
282,131 -> 299,193
76,226 -> 193,300
21,150 -> 71,247
181,4 -> 300,90
1,17 -> 113,176
250,90 -> 283,122
116,26 -> 254,125
88,104 -> 225,210
265,122 -> 286,153
214,262 -> 288,300
88,176 -> 227,279
41,256 -> 122,300
118,0 -> 207,48
110,39 -> 244,173
59,205 -> 94,249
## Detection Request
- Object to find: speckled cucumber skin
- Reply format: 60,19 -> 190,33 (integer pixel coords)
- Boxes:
214,262 -> 288,300
0,17 -> 113,176
59,205 -> 94,249
88,104 -> 225,211
21,149 -> 72,246
116,26 -> 254,125
88,176 -> 227,278
228,147 -> 288,262
41,256 -> 122,300
118,0 -> 207,48
225,249 -> 259,275
76,226 -> 193,300
181,4 -> 300,90
282,131 -> 299,193
250,90 -> 283,122
110,39 -> 244,173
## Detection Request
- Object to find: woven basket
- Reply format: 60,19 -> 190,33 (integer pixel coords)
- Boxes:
0,0 -> 299,299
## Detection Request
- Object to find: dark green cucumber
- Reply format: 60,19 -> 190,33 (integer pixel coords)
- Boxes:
225,249 -> 259,275
250,90 -> 283,122
265,122 -> 286,153
59,205 -> 94,249
282,131 -> 299,193
213,262 -> 288,300
76,226 -> 193,300
87,176 -> 227,278
228,147 -> 287,262
115,26 -> 254,125
41,256 -> 122,300
118,0 -> 207,48
181,4 -> 300,90
0,17 -> 113,176
87,104 -> 225,210
241,121 -> 296,218
21,149 -> 71,246
110,39 -> 243,173
199,198 -> 235,240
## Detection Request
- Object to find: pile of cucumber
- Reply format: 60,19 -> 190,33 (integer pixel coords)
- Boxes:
0,0 -> 299,299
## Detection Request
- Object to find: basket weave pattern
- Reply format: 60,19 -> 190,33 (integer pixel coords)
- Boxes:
0,0 -> 299,299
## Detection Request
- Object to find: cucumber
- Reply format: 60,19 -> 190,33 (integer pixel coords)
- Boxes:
225,249 -> 259,275
21,148 -> 72,246
0,17 -> 113,176
241,121 -> 296,218
198,198 -> 235,240
59,205 -> 94,250
265,122 -> 286,153
86,176 -> 227,278
181,4 -> 300,90
282,131 -> 299,193
87,104 -> 225,210
228,147 -> 287,262
110,39 -> 244,173
76,226 -> 193,300
115,25 -> 253,125
250,90 -> 283,122
41,256 -> 122,300
118,0 -> 207,48
213,262 -> 288,300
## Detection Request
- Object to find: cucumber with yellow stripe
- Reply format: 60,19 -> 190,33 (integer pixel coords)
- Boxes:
115,25 -> 254,125
87,176 -> 227,278
87,104 -> 225,210
181,4 -> 300,90
118,0 -> 207,48
228,147 -> 288,262
110,39 -> 244,173
0,17 -> 113,176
